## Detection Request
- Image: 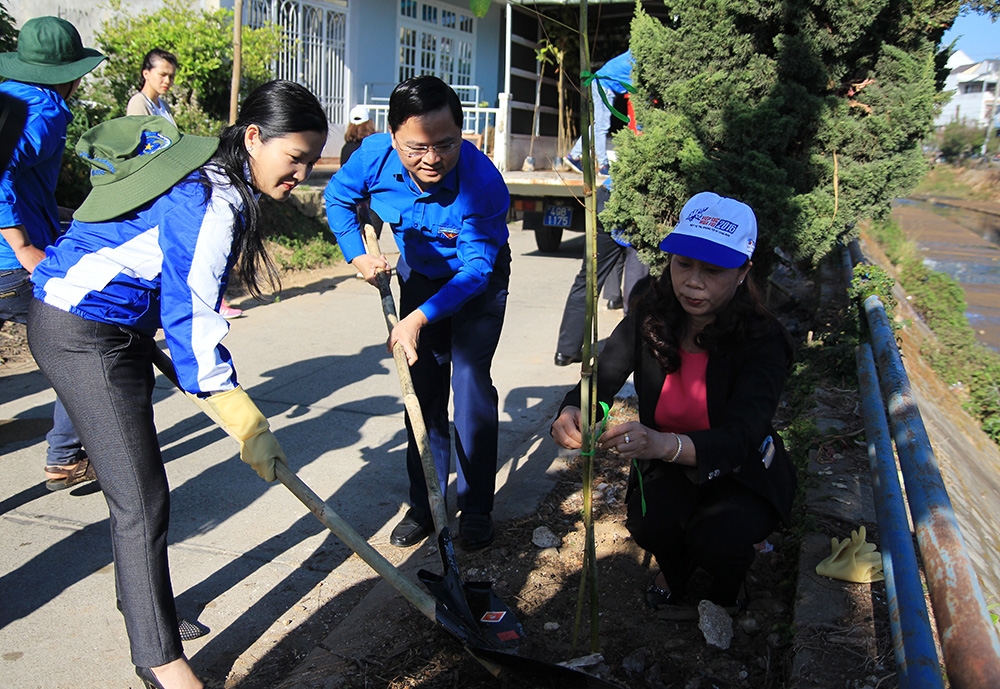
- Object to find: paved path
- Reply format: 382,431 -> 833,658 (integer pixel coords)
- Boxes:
0,224 -> 622,688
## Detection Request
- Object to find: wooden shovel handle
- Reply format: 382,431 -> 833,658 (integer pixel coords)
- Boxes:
361,225 -> 449,536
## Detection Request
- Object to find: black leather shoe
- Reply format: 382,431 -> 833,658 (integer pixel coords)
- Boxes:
459,512 -> 495,551
554,352 -> 582,367
607,297 -> 624,310
390,508 -> 433,547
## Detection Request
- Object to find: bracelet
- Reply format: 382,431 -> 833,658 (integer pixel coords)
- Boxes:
667,433 -> 683,463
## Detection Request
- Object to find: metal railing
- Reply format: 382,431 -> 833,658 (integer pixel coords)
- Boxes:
848,242 -> 1000,688
354,101 -> 501,160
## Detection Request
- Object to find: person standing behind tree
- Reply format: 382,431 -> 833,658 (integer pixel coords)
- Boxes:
0,16 -> 105,490
565,49 -> 634,177
325,75 -> 510,552
126,48 -> 177,124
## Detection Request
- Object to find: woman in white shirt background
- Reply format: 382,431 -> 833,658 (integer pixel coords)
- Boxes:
126,48 -> 244,319
126,48 -> 177,125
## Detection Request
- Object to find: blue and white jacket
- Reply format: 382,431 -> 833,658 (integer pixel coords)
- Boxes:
32,166 -> 243,394
0,81 -> 73,269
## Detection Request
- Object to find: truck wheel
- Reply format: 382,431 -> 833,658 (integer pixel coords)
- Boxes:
535,227 -> 563,252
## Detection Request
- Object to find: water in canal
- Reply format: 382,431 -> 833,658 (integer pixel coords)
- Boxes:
893,198 -> 1000,350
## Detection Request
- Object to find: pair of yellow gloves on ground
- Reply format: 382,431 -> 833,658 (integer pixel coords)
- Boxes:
816,525 -> 885,583
186,387 -> 286,482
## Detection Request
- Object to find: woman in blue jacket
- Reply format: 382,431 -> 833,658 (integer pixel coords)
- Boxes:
550,192 -> 797,611
28,80 -> 327,689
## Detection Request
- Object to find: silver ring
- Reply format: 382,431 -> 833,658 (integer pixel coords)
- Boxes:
624,434 -> 631,444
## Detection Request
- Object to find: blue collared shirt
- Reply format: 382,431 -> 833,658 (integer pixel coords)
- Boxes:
0,81 -> 72,269
599,50 -> 633,94
324,133 -> 509,323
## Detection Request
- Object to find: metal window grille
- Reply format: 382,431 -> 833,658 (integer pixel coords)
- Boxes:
397,0 -> 475,86
245,0 -> 347,123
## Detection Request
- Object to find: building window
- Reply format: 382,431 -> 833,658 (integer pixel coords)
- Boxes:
964,82 -> 985,94
398,0 -> 475,86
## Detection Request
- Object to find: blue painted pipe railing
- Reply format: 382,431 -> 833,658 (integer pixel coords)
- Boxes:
855,343 -> 942,689
860,292 -> 1000,689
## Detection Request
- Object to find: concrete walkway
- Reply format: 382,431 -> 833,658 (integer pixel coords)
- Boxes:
0,224 -> 619,688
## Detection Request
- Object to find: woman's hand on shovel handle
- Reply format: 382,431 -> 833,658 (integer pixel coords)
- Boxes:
352,254 -> 391,284
390,310 -> 428,366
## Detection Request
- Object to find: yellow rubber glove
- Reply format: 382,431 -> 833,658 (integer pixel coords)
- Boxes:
191,386 -> 287,482
815,525 -> 885,583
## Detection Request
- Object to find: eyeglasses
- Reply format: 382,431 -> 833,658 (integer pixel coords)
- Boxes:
399,142 -> 460,158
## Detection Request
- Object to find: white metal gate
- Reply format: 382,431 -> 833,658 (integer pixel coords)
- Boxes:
245,0 -> 347,123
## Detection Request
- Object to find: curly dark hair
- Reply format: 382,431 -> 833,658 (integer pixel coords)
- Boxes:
632,260 -> 793,373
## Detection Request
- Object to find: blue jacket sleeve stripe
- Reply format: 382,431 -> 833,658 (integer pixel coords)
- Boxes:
160,173 -> 239,393
39,227 -> 162,310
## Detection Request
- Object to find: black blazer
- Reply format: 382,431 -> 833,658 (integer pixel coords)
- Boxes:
559,309 -> 798,525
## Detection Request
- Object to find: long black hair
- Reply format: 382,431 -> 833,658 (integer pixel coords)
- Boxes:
633,259 -> 793,373
208,79 -> 328,299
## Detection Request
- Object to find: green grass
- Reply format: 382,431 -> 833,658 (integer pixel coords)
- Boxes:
912,164 -> 998,202
259,196 -> 343,272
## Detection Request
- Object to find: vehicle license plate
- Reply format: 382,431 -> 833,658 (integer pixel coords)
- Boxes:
543,206 -> 573,227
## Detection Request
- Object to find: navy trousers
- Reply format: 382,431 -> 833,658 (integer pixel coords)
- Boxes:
555,227 -> 648,358
28,299 -> 182,667
397,245 -> 511,518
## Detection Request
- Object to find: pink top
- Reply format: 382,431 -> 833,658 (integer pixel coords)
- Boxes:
653,348 -> 710,433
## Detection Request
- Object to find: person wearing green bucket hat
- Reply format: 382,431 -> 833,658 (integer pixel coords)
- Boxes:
0,16 -> 106,489
27,80 -> 328,689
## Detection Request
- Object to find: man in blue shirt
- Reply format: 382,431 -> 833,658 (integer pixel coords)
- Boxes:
566,49 -> 634,176
325,76 -> 510,551
0,16 -> 105,490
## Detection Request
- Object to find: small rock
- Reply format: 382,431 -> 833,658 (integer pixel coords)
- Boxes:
543,622 -> 560,631
532,526 -> 562,549
622,648 -> 647,674
737,616 -> 760,635
766,632 -> 782,648
698,600 -> 733,650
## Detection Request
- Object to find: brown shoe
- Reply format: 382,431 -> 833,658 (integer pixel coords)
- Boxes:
45,456 -> 96,491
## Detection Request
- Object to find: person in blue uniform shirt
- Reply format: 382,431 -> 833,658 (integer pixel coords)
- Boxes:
565,49 -> 634,176
29,80 -> 328,689
0,16 -> 105,489
325,75 -> 510,551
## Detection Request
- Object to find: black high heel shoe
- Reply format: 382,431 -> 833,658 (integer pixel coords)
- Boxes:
135,666 -> 166,689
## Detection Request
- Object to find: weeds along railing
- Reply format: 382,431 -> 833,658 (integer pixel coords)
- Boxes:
847,242 -> 1000,689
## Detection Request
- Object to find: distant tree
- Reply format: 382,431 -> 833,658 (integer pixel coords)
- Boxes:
939,122 -> 986,161
0,2 -> 16,54
603,0 -> 962,270
94,0 -> 280,134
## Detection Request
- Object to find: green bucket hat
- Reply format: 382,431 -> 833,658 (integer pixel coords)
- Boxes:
74,116 -> 219,223
0,16 -> 106,85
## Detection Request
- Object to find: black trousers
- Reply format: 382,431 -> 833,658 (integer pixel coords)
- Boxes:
28,299 -> 182,667
626,469 -> 779,605
555,228 -> 648,357
397,245 -> 511,518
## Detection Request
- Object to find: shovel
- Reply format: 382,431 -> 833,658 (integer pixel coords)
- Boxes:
150,347 -> 621,686
359,223 -> 523,651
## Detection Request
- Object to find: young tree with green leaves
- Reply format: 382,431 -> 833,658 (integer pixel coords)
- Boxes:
603,0 -> 962,271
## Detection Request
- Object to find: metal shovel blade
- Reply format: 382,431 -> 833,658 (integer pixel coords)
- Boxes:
418,528 -> 523,652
